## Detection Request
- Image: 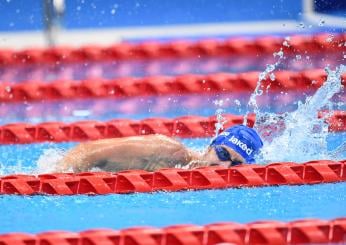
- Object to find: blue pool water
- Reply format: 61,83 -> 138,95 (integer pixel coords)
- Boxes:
0,183 -> 345,234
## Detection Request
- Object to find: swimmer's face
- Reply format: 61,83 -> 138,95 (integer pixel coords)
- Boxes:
203,145 -> 245,167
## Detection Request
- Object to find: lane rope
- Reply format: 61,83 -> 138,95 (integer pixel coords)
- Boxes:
0,160 -> 345,195
1,69 -> 344,103
0,33 -> 344,66
0,111 -> 344,144
0,218 -> 345,244
0,54 -> 342,83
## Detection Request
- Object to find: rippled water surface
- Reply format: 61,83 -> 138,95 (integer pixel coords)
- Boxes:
0,182 -> 345,234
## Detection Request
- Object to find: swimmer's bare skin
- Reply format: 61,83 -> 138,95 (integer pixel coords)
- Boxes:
57,134 -> 245,173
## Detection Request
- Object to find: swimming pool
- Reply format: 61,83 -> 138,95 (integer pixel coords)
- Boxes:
0,59 -> 345,236
0,4 -> 345,244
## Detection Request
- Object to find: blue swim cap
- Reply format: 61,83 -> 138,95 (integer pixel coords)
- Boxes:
210,125 -> 263,163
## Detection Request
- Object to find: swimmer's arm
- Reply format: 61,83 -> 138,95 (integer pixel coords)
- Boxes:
57,135 -> 192,172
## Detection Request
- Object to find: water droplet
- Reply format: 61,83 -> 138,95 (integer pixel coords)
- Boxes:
269,73 -> 276,81
214,108 -> 227,136
298,22 -> 305,28
295,54 -> 301,60
326,35 -> 334,43
274,49 -> 284,58
213,99 -> 223,106
266,64 -> 275,73
318,19 -> 325,26
259,72 -> 266,81
282,37 -> 291,47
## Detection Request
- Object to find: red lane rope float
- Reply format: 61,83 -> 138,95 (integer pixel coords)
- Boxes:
0,160 -> 345,195
0,111 -> 345,145
0,33 -> 344,66
0,69 -> 344,103
0,218 -> 345,245
1,218 -> 346,245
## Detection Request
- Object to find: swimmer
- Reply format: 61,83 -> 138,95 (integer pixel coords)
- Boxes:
57,125 -> 263,173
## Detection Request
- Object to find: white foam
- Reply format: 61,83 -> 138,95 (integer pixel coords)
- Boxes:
34,148 -> 66,174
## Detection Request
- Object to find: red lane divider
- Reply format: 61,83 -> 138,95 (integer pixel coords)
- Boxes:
0,160 -> 345,195
0,111 -> 345,145
0,218 -> 345,244
0,33 -> 344,66
0,114 -> 252,144
0,69 -> 344,103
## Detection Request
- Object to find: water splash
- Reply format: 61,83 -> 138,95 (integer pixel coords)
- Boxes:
212,98 -> 228,137
243,46 -> 285,125
214,108 -> 227,136
34,148 -> 66,174
256,65 -> 345,163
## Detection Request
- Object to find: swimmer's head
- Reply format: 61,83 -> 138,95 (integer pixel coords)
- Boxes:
210,125 -> 263,164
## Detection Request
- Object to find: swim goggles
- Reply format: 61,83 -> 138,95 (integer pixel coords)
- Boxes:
213,145 -> 242,166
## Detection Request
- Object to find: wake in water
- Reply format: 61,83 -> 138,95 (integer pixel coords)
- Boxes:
254,65 -> 345,163
34,148 -> 66,174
